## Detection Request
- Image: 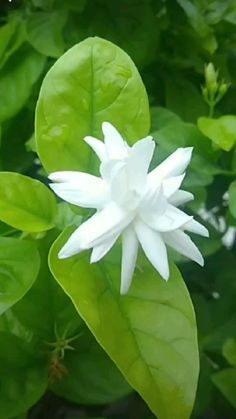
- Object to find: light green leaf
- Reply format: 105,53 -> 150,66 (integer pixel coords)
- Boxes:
0,46 -> 45,123
228,180 -> 236,218
0,172 -> 57,232
26,11 -> 67,58
198,116 -> 236,151
0,237 -> 40,315
212,368 -> 236,408
0,332 -> 47,418
36,37 -> 150,173
49,227 -> 199,419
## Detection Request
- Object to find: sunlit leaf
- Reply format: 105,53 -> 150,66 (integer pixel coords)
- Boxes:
36,37 -> 150,173
49,227 -> 199,419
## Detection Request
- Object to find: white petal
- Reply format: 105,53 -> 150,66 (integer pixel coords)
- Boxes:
134,220 -> 169,280
163,230 -> 204,266
102,122 -> 128,159
162,174 -> 185,198
84,136 -> 107,161
127,137 -> 155,193
140,204 -> 192,232
59,203 -> 133,258
148,147 -> 193,186
121,226 -> 139,294
140,184 -> 167,216
90,233 -> 119,263
184,219 -> 209,237
49,171 -> 108,208
169,190 -> 194,206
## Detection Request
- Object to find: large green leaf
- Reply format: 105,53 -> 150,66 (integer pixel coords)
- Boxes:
0,237 -> 40,315
0,332 -> 47,418
0,172 -> 57,232
49,227 -> 199,419
35,37 -> 150,173
0,46 -> 45,123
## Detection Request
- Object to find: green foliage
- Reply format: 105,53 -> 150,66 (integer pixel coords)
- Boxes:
36,37 -> 150,173
0,0 -> 235,418
0,237 -> 40,315
49,228 -> 199,419
0,172 -> 57,232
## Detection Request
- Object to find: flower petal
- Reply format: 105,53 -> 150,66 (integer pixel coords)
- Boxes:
90,233 -> 119,263
49,171 -> 108,208
84,136 -> 107,161
134,220 -> 169,280
163,230 -> 204,266
148,147 -> 193,186
140,204 -> 192,232
127,137 -> 155,193
162,174 -> 185,198
121,226 -> 139,294
184,219 -> 209,237
102,122 -> 128,159
169,190 -> 194,206
59,203 -> 133,258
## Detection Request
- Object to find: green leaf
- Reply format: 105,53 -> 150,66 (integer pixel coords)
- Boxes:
223,338 -> 236,367
228,180 -> 236,218
54,329 -> 131,404
26,11 -> 67,58
36,37 -> 150,173
0,46 -> 46,123
0,332 -> 47,418
176,0 -> 217,53
6,232 -> 130,406
49,227 -> 199,419
212,368 -> 236,408
0,237 -> 40,315
0,20 -> 17,64
198,116 -> 236,151
0,172 -> 57,232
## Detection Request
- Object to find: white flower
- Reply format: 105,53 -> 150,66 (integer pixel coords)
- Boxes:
49,122 -> 209,294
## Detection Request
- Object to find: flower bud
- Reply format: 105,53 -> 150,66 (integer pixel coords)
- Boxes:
205,63 -> 218,88
219,82 -> 229,97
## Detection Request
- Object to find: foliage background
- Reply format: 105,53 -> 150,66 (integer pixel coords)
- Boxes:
0,0 -> 236,418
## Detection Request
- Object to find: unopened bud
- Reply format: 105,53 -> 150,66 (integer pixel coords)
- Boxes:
219,82 -> 229,97
205,63 -> 218,87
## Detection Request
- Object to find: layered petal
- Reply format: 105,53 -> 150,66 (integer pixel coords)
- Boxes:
59,203 -> 134,258
84,136 -> 107,161
163,229 -> 204,266
162,174 -> 185,198
49,171 -> 108,208
126,136 -> 155,193
121,226 -> 139,294
148,147 -> 193,187
102,122 -> 128,159
184,219 -> 209,237
134,219 -> 169,280
169,190 -> 194,206
140,204 -> 192,232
